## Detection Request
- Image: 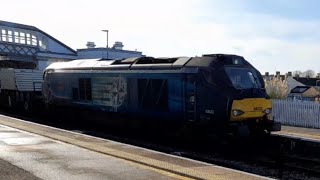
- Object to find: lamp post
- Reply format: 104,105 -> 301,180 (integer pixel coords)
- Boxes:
102,30 -> 109,59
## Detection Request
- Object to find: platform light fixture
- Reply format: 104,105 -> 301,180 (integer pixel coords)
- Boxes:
102,29 -> 109,48
102,29 -> 109,59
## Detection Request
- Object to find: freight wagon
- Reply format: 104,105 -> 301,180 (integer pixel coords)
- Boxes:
0,61 -> 42,111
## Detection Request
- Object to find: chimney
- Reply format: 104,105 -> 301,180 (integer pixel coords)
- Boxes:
86,41 -> 96,48
112,41 -> 124,50
265,72 -> 269,76
276,71 -> 280,76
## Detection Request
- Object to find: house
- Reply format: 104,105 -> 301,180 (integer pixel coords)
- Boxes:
287,76 -> 305,92
287,86 -> 320,101
263,71 -> 320,92
0,20 -> 78,70
293,77 -> 320,87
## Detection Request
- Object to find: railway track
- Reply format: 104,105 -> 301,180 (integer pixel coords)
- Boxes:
1,109 -> 320,179
280,155 -> 320,177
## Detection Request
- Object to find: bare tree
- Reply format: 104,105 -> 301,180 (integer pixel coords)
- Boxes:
303,69 -> 315,78
293,70 -> 316,78
292,70 -> 303,77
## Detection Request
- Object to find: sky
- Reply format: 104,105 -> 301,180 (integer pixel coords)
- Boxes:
2,0 -> 320,74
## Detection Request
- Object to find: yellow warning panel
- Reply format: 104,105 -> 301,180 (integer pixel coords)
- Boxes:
230,98 -> 271,121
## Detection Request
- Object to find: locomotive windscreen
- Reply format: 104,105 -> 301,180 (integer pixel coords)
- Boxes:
225,67 -> 262,89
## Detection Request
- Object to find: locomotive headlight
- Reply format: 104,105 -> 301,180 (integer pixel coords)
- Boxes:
232,109 -> 244,116
263,108 -> 272,114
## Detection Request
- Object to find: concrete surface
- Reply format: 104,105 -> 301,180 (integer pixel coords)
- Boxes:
0,114 -> 271,180
0,158 -> 40,180
273,125 -> 320,141
0,125 -> 183,180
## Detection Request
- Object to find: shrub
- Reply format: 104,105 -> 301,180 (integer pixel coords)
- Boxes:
265,76 -> 289,99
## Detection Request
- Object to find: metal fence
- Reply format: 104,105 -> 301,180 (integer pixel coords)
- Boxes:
272,100 -> 320,128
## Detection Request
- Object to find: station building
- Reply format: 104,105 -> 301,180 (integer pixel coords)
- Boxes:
0,20 -> 78,70
0,20 -> 144,110
0,20 -> 144,71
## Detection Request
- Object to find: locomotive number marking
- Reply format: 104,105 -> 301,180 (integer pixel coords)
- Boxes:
253,107 -> 263,111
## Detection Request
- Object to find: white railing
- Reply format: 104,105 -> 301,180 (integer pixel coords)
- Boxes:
272,100 -> 320,128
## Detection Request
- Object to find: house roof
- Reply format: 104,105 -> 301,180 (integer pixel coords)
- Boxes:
293,77 -> 320,86
290,86 -> 311,93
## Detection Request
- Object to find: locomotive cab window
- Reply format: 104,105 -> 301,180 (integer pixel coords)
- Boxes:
225,67 -> 261,89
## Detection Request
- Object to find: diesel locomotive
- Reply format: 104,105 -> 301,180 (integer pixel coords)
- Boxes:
42,54 -> 281,136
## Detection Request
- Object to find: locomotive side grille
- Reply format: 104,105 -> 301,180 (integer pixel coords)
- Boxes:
138,79 -> 168,111
79,78 -> 92,101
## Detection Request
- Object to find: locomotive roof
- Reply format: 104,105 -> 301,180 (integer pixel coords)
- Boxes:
45,54 -> 252,71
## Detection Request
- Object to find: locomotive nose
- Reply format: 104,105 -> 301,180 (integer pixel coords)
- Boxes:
230,98 -> 272,121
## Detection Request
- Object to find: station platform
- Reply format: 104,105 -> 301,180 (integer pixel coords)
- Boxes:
0,114 -> 271,180
272,125 -> 320,142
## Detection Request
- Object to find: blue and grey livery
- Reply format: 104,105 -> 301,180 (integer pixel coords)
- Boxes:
43,54 -> 281,136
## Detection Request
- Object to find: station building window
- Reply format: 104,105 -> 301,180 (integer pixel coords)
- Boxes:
7,31 -> 13,42
1,29 -> 7,41
39,40 -> 47,50
31,35 -> 37,46
20,32 -> 25,44
14,31 -> 19,43
0,28 -> 48,50
26,33 -> 31,45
